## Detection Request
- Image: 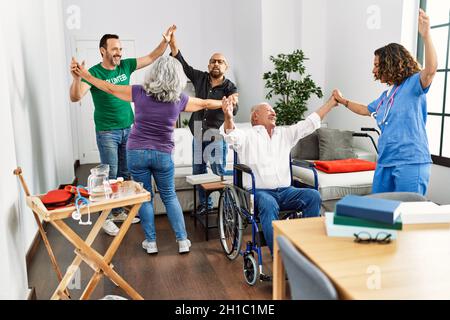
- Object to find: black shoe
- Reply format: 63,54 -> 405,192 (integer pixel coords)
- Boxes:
197,205 -> 212,216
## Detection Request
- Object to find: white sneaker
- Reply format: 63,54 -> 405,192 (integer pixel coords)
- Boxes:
142,240 -> 158,254
102,219 -> 119,236
178,239 -> 191,254
111,211 -> 140,224
101,295 -> 128,300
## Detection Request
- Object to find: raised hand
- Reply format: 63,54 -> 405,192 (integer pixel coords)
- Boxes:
327,95 -> 338,107
222,96 -> 234,119
72,59 -> 89,79
418,9 -> 430,39
163,24 -> 177,43
170,31 -> 177,45
333,89 -> 346,105
71,57 -> 81,80
229,93 -> 239,106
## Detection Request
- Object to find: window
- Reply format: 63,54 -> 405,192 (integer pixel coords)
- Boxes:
419,0 -> 450,167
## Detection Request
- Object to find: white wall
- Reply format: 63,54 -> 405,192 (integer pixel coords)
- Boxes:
0,9 -> 27,299
325,0 -> 403,134
261,0 -> 297,73
297,0 -> 328,116
1,0 -> 75,299
258,0 -> 328,119
231,0 -> 264,122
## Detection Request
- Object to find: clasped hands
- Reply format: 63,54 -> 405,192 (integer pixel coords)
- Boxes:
222,95 -> 238,119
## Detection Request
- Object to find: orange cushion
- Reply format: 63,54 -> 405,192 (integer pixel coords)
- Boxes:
41,190 -> 73,206
314,159 -> 376,174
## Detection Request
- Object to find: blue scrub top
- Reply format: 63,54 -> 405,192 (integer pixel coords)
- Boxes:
368,72 -> 432,168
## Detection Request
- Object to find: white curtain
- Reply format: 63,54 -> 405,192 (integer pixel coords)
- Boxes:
0,0 -> 74,299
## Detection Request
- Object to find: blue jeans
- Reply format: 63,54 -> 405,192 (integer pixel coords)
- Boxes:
96,128 -> 131,216
127,149 -> 188,242
192,139 -> 231,208
96,128 -> 131,180
372,163 -> 431,196
255,187 -> 321,255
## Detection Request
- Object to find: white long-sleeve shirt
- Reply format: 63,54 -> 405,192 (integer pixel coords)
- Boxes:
221,113 -> 321,190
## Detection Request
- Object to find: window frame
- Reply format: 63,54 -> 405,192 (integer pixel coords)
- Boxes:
418,0 -> 450,167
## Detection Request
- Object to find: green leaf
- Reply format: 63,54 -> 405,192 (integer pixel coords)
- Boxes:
263,50 -> 322,125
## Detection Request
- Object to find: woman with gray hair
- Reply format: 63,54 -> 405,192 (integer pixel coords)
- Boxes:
74,55 -> 230,254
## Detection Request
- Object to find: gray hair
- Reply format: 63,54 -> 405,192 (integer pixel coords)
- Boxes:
250,102 -> 271,125
143,56 -> 187,103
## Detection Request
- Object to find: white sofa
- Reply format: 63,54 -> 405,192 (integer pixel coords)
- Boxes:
291,130 -> 377,212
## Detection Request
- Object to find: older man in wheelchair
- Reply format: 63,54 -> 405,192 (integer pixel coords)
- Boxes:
218,96 -> 338,285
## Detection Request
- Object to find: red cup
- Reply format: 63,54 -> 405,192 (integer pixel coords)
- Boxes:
111,183 -> 119,193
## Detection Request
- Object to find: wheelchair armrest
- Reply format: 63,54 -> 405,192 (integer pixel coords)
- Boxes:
361,127 -> 380,137
234,164 -> 253,175
352,132 -> 370,138
352,132 -> 378,154
291,159 -> 316,169
291,159 -> 319,191
234,164 -> 256,191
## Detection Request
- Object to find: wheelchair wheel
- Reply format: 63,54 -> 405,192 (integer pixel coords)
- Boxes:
243,254 -> 259,286
218,186 -> 243,260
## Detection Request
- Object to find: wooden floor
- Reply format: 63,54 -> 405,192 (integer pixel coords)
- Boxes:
27,165 -> 274,300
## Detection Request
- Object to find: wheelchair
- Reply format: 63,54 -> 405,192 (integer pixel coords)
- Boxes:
217,152 -> 318,286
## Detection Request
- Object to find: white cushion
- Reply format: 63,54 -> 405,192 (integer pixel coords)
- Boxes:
353,148 -> 377,162
292,166 -> 374,201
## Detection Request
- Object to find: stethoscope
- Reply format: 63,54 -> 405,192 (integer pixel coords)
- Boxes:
371,85 -> 402,126
72,185 -> 92,225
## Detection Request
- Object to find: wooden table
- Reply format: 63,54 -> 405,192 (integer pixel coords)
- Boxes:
26,182 -> 150,300
273,217 -> 450,300
195,181 -> 228,241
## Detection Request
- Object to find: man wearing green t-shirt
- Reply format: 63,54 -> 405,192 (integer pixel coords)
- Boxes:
70,25 -> 176,236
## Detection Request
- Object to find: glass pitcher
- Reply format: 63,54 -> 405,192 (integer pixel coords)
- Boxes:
87,164 -> 112,202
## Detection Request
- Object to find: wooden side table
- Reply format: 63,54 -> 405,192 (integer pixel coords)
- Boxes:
26,181 -> 150,300
196,181 -> 228,241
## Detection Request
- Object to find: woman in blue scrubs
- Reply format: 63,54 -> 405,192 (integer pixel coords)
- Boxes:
333,9 -> 438,196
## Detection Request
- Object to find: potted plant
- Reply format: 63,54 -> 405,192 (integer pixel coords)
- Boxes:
263,49 -> 323,126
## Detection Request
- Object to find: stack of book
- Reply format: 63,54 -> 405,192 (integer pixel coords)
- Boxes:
397,202 -> 450,224
325,195 -> 402,239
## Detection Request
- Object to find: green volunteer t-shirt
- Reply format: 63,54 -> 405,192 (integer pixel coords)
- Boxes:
82,58 -> 137,131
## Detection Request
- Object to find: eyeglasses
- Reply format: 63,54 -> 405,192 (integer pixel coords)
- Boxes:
353,232 -> 392,244
209,59 -> 226,65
